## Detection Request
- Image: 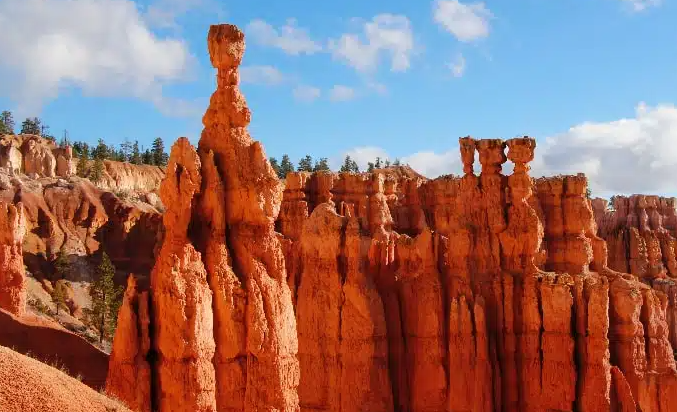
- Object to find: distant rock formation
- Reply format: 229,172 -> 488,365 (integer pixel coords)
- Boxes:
0,134 -> 165,192
107,22 -> 677,412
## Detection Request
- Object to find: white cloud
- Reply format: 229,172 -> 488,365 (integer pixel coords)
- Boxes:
246,18 -> 322,55
448,53 -> 466,77
329,14 -> 415,73
621,0 -> 661,12
144,0 -> 221,30
434,0 -> 493,42
293,85 -> 321,102
240,65 -> 286,85
402,150 -> 460,177
338,147 -> 391,171
0,0 -> 194,117
532,102 -> 677,196
366,81 -> 388,95
329,85 -> 356,102
334,103 -> 677,197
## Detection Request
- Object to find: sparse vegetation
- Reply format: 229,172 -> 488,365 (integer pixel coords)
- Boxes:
28,297 -> 53,316
0,110 -> 15,135
84,252 -> 123,343
53,248 -> 69,279
50,282 -> 68,316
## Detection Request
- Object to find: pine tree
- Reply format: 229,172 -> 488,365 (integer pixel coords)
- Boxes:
0,111 -> 15,135
392,158 -> 401,167
72,141 -> 86,157
269,157 -> 280,177
151,137 -> 167,166
313,158 -> 330,172
85,252 -> 123,343
385,159 -> 391,168
54,248 -> 69,279
340,155 -> 355,173
76,143 -> 90,177
90,157 -> 104,183
298,155 -> 313,172
142,149 -> 153,165
41,124 -> 55,142
92,138 -> 108,160
367,162 -> 375,172
20,117 -> 41,135
131,141 -> 142,165
279,154 -> 295,178
51,281 -> 67,316
120,138 -> 133,162
374,157 -> 383,169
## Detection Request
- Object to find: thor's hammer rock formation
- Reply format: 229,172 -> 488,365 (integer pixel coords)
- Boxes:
107,24 -> 299,412
108,23 -> 677,412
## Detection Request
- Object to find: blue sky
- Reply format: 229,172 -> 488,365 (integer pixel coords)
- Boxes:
0,0 -> 676,197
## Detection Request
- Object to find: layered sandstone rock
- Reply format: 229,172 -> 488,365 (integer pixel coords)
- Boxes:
0,133 -> 165,192
107,23 -> 677,412
22,136 -> 57,177
97,160 -> 165,193
0,201 -> 26,316
0,172 -> 161,284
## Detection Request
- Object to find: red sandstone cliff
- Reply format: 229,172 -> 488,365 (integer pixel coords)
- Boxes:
105,23 -> 677,412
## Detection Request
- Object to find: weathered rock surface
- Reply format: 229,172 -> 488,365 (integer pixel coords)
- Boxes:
0,133 -> 165,192
106,23 -> 677,412
105,275 -> 151,412
0,201 -> 26,315
0,172 -> 161,285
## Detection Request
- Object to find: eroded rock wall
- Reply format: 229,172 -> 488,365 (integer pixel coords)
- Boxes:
0,202 -> 26,316
107,23 -> 677,412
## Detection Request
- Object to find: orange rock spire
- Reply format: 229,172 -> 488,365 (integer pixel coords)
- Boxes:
107,23 -> 677,412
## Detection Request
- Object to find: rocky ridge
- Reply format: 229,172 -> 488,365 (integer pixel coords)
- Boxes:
0,133 -> 165,193
105,23 -> 677,412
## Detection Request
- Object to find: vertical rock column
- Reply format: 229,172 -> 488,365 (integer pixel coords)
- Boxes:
106,275 -> 152,412
151,138 -> 216,412
296,204 -> 345,412
200,24 -> 299,412
0,202 -> 26,317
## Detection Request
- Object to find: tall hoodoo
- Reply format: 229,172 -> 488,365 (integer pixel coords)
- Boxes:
200,23 -> 299,412
0,201 -> 26,316
107,22 -> 677,412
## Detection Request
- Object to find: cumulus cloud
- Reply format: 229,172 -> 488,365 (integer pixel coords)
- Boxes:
329,85 -> 356,102
240,65 -> 286,85
337,103 -> 677,196
434,0 -> 493,42
0,0 -> 194,117
246,19 -> 322,55
448,53 -> 466,77
336,146 -> 391,171
532,102 -> 677,196
144,0 -> 221,30
293,85 -> 321,102
329,14 -> 415,73
621,0 -> 662,12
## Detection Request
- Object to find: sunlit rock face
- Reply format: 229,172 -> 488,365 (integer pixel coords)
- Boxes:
107,23 -> 677,412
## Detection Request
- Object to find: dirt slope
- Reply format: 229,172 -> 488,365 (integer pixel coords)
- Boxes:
0,345 -> 130,412
0,309 -> 109,390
